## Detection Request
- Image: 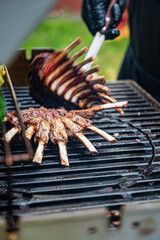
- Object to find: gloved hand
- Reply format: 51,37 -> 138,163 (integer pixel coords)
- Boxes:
82,0 -> 126,40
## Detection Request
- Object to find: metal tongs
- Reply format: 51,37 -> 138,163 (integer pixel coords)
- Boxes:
83,0 -> 116,71
2,67 -> 33,166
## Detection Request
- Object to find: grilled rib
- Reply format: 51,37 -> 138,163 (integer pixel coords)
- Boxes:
4,102 -> 127,166
29,37 -> 125,115
33,120 -> 50,164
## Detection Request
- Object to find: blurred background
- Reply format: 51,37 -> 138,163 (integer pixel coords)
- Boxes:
22,0 -> 129,82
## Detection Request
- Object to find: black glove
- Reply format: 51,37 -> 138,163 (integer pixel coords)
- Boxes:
82,0 -> 126,40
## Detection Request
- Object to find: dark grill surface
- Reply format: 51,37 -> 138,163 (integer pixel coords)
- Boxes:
0,81 -> 160,216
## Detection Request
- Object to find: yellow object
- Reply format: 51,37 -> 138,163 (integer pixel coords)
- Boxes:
0,64 -> 5,86
5,231 -> 18,240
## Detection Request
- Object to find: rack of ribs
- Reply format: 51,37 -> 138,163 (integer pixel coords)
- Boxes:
4,101 -> 127,166
28,37 -> 124,115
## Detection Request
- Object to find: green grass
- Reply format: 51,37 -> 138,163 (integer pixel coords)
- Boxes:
22,16 -> 129,81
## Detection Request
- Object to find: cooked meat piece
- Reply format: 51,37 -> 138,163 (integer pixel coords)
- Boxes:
33,120 -> 50,164
4,101 -> 127,166
50,118 -> 68,143
34,120 -> 50,144
28,37 -> 125,114
50,118 -> 69,166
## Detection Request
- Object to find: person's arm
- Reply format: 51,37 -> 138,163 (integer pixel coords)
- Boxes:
81,0 -> 126,40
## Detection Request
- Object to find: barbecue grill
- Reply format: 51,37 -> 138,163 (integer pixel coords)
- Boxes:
0,49 -> 160,240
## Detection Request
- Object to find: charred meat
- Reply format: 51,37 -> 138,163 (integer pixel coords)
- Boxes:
4,101 -> 127,166
29,37 -> 124,115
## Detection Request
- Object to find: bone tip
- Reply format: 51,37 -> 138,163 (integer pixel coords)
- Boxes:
26,135 -> 32,141
91,150 -> 98,156
32,158 -> 42,165
95,65 -> 100,72
86,56 -> 94,63
4,137 -> 10,143
124,101 -> 128,107
108,89 -> 111,95
101,77 -> 106,84
111,139 -> 118,143
84,46 -> 88,53
61,161 -> 70,167
76,37 -> 81,44
120,110 -> 125,116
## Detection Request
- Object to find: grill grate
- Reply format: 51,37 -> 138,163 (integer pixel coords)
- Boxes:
0,81 -> 160,216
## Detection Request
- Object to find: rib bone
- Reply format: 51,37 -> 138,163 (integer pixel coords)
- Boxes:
64,37 -> 81,54
47,37 -> 82,66
4,127 -> 19,143
49,47 -> 88,81
93,84 -> 111,95
32,140 -> 45,164
25,125 -> 35,140
74,132 -> 98,155
77,57 -> 93,69
87,125 -> 117,143
99,93 -> 125,116
5,104 -> 127,165
71,101 -> 128,118
58,141 -> 69,166
82,65 -> 100,78
89,101 -> 128,112
61,116 -> 98,154
86,76 -> 106,85
70,47 -> 88,62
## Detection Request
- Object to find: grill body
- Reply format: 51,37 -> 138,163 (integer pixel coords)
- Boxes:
0,49 -> 160,239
